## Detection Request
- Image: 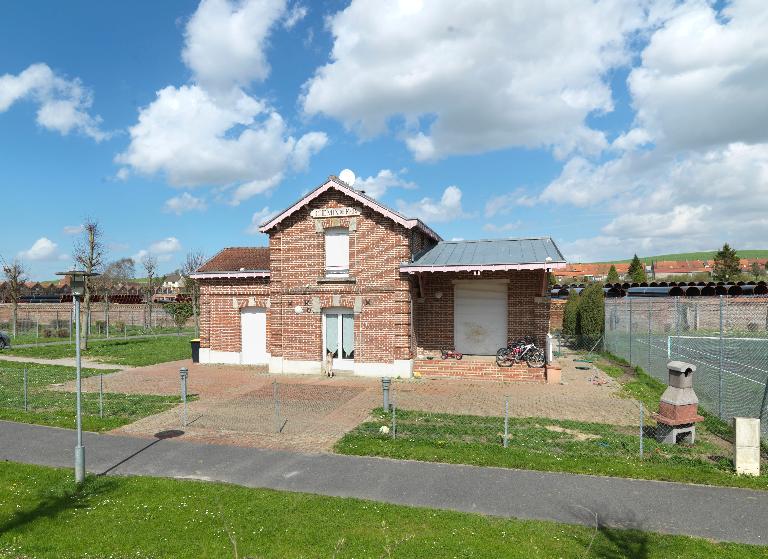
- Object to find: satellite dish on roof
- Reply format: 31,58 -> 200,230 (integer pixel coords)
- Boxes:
339,169 -> 356,187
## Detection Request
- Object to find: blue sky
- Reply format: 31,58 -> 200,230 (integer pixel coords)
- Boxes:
2,0 -> 767,279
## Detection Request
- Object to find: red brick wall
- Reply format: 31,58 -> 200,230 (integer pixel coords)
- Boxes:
549,298 -> 565,331
199,278 -> 269,352
412,269 -> 550,357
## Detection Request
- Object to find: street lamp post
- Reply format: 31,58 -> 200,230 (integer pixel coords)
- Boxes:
56,270 -> 99,484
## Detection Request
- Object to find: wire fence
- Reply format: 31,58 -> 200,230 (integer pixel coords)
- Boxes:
0,366 -> 182,429
0,304 -> 194,346
604,296 -> 768,441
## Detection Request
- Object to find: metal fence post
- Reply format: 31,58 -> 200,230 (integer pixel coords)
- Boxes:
647,298 -> 652,374
391,402 -> 397,439
23,367 -> 28,412
99,373 -> 104,419
628,297 -> 633,366
718,295 -> 724,419
179,367 -> 188,427
503,397 -> 509,448
639,404 -> 644,459
381,377 -> 391,411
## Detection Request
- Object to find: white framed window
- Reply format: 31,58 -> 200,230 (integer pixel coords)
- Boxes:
325,227 -> 349,277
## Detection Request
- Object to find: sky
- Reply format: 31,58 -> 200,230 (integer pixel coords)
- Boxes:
1,0 -> 767,279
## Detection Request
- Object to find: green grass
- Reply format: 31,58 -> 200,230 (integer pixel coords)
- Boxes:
0,362 -> 181,431
0,462 -> 763,559
336,408 -> 767,490
595,249 -> 768,264
3,335 -> 192,367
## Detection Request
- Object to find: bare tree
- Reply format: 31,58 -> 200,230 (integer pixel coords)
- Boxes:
181,250 -> 206,338
1,257 -> 27,338
73,219 -> 105,349
95,257 -> 135,337
141,254 -> 160,330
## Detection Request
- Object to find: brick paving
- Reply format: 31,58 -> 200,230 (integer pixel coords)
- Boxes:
55,356 -> 639,452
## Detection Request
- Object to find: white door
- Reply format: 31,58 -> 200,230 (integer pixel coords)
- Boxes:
324,309 -> 354,370
241,307 -> 267,364
454,281 -> 507,355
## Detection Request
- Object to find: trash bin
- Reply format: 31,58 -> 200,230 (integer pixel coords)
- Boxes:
190,339 -> 200,363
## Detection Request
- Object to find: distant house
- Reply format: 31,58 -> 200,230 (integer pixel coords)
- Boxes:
652,260 -> 711,279
553,262 -> 631,282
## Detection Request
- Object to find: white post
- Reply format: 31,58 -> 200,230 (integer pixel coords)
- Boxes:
734,417 -> 760,476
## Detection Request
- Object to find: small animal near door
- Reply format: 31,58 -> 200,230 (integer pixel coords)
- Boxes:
240,307 -> 267,364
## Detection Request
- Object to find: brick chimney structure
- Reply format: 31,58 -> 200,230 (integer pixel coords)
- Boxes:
654,361 -> 704,444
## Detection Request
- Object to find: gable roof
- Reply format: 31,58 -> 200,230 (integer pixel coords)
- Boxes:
259,176 -> 442,241
401,237 -> 566,273
191,247 -> 270,279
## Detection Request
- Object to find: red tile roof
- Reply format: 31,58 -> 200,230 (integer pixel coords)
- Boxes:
197,247 -> 269,272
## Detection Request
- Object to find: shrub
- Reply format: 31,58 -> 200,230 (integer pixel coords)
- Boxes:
577,283 -> 604,346
562,293 -> 580,336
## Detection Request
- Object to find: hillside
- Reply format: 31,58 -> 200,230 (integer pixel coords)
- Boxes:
595,249 -> 768,264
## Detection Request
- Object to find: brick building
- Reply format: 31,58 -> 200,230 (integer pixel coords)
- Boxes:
193,176 -> 566,379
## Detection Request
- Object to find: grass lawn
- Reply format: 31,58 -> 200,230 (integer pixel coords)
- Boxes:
336,407 -> 768,490
2,335 -> 192,367
0,362 -> 181,431
0,462 -> 763,559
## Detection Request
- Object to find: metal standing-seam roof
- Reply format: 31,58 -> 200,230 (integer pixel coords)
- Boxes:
400,237 -> 566,273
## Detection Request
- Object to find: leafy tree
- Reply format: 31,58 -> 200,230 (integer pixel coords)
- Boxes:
712,243 -> 740,282
547,271 -> 557,286
627,254 -> 647,283
164,301 -> 194,333
749,262 -> 764,280
577,283 -> 605,346
606,265 -> 620,283
562,292 -> 580,336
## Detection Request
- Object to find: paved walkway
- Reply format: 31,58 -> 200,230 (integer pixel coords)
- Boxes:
1,421 -> 766,545
0,354 -> 120,370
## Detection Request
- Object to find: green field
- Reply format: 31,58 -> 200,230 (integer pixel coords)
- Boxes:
2,335 -> 192,367
0,362 -> 180,431
596,249 -> 768,264
0,461 -> 762,559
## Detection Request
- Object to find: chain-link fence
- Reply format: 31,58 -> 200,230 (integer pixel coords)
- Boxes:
604,296 -> 768,441
0,303 -> 194,346
0,366 -> 182,429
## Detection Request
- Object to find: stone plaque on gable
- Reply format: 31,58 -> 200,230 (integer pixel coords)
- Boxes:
310,207 -> 361,219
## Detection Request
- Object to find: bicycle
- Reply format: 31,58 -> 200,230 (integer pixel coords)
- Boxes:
496,336 -> 545,368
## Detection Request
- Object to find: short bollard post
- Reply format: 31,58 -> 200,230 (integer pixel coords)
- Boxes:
503,397 -> 509,448
391,402 -> 396,439
23,367 -> 28,412
381,377 -> 391,411
179,367 -> 188,427
99,374 -> 104,419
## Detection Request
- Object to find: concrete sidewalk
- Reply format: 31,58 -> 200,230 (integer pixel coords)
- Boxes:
1,420 -> 766,545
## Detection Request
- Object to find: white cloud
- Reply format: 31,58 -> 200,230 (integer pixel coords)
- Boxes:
163,192 -> 208,215
134,237 -> 183,263
283,3 -> 307,29
485,189 -> 538,217
63,224 -> 84,235
628,0 -> 768,151
0,63 -> 106,140
355,169 -> 416,199
182,0 -> 286,91
396,185 -> 469,223
19,237 -> 59,261
246,206 -> 279,234
117,0 -> 327,204
483,221 -> 522,234
302,0 -> 662,161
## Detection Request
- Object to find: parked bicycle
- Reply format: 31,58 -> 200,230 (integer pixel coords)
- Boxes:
496,336 -> 545,368
440,348 -> 463,360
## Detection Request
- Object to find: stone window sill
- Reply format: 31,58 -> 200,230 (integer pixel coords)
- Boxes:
317,276 -> 357,284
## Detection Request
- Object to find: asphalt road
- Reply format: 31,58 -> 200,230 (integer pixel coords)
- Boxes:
1,420 -> 766,545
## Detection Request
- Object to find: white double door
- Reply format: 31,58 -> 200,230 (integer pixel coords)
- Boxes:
324,308 -> 354,370
241,307 -> 267,364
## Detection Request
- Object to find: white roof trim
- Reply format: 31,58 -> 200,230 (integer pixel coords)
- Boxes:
259,178 -> 441,241
190,271 -> 270,280
400,262 -> 567,273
